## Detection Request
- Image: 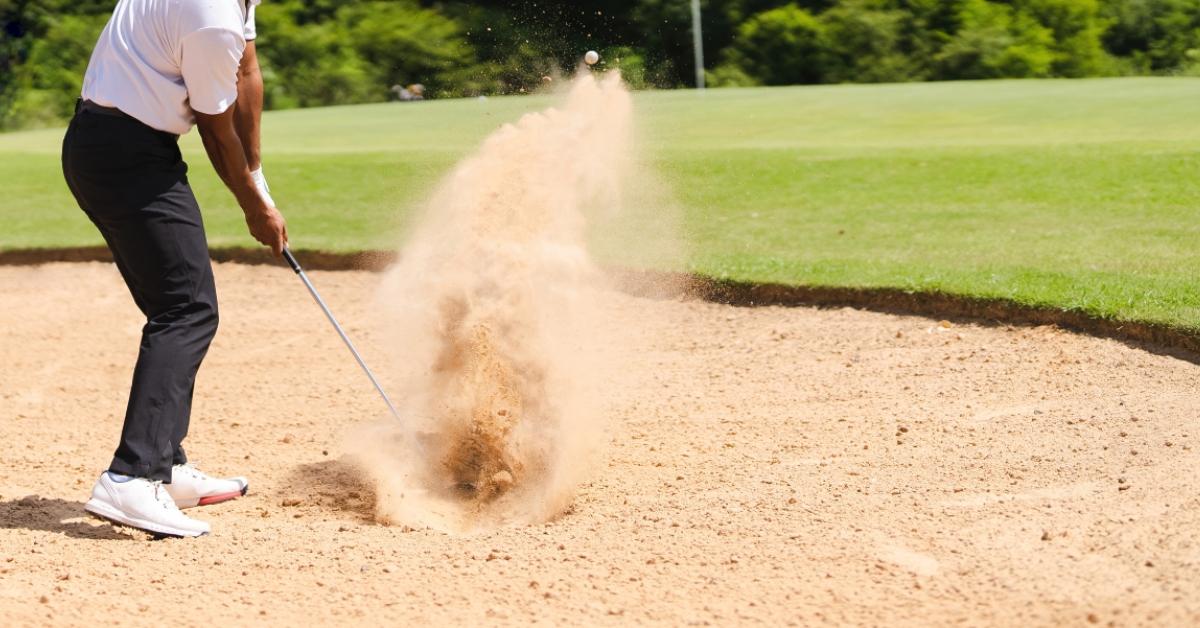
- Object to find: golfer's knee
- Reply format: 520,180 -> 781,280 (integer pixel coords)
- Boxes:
196,300 -> 219,339
184,301 -> 219,351
150,299 -> 217,338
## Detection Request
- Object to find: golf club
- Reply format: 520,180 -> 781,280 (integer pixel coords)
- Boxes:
282,247 -> 402,422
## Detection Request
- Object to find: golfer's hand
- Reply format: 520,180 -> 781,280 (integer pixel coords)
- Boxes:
246,206 -> 288,257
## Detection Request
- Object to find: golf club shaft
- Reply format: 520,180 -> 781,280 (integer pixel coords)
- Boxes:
282,247 -> 402,422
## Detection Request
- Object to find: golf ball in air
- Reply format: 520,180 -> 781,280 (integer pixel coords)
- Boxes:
584,50 -> 600,65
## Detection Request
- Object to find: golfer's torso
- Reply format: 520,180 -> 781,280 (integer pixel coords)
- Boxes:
81,0 -> 257,136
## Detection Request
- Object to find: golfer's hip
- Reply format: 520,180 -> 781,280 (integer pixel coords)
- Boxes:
62,104 -> 190,219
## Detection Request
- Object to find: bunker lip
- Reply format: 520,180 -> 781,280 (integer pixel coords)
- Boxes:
4,245 -> 1198,363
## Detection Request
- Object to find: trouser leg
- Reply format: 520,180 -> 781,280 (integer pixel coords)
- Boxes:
95,184 -> 218,482
62,110 -> 218,482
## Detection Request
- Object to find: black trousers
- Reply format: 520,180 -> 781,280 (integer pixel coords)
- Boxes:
61,104 -> 218,482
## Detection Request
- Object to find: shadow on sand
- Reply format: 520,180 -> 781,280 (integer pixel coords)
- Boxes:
0,496 -> 134,540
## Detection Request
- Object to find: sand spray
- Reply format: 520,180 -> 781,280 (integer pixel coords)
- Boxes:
352,71 -> 644,533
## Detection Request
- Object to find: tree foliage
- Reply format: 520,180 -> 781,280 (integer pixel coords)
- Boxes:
720,5 -> 828,85
257,0 -> 470,108
1,0 -> 1198,129
1101,0 -> 1200,72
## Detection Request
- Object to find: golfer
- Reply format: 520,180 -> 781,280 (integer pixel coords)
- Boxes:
61,0 -> 285,537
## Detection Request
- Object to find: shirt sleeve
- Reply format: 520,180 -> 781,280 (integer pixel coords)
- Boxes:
244,4 -> 257,41
179,27 -> 245,115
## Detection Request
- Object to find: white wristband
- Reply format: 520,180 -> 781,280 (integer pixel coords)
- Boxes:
250,167 -> 275,207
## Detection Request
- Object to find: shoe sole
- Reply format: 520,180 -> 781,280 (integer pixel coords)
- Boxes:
176,484 -> 249,509
84,498 -> 208,538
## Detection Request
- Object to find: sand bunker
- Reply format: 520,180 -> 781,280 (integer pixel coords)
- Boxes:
3,262 -> 1200,625
355,72 -> 635,533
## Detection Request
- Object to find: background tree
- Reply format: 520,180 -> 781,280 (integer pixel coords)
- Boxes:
1100,0 -> 1200,73
933,0 -> 1058,79
716,5 -> 829,85
819,0 -> 920,83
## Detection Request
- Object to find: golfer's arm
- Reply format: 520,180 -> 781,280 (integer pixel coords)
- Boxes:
233,41 -> 263,170
195,108 -> 269,217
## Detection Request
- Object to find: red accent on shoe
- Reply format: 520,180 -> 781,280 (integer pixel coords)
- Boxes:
197,491 -> 243,506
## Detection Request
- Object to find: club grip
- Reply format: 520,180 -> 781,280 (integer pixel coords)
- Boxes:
282,247 -> 302,274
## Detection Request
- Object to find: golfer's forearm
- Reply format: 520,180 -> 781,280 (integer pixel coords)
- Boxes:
196,117 -> 268,217
233,42 -> 263,170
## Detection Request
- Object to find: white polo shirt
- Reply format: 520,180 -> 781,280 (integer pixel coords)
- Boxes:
81,0 -> 261,136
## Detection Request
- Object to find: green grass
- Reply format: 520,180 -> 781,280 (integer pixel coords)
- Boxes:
2,77 -> 1199,331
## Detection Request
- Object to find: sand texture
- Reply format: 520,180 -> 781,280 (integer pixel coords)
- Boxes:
0,262 -> 1198,626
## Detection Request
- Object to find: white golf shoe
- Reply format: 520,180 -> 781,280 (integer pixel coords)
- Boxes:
85,472 -> 210,538
166,464 -> 249,509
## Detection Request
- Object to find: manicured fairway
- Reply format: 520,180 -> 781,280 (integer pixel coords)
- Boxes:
2,77 -> 1198,330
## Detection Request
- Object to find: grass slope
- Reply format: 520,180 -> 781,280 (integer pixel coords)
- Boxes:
1,78 -> 1198,330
